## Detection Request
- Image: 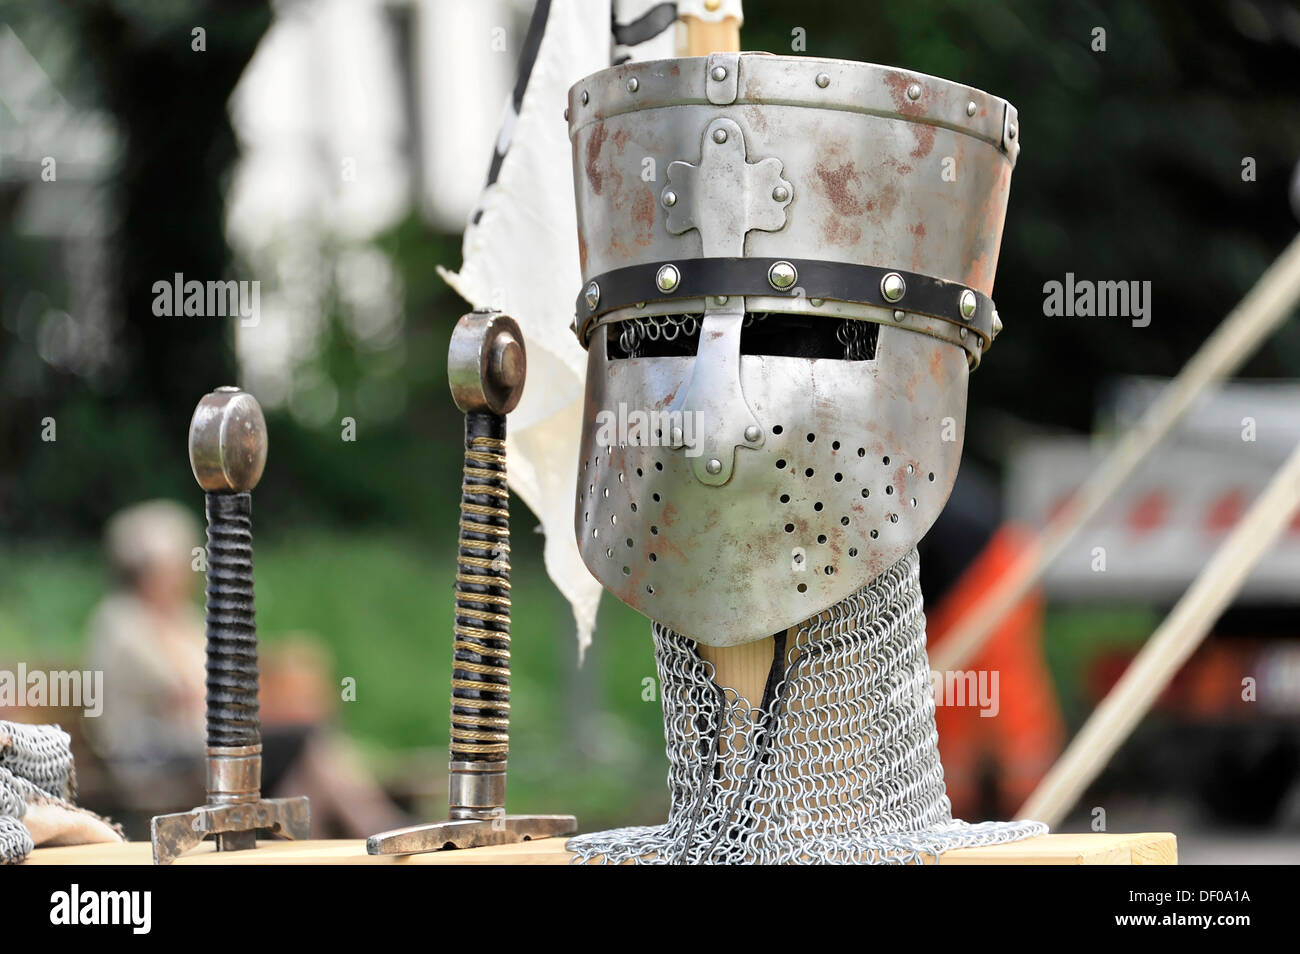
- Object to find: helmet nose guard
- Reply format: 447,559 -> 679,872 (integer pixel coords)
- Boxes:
569,54 -> 1018,647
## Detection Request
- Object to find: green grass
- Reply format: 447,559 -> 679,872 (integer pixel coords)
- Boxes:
0,530 -> 672,829
0,531 -> 1163,828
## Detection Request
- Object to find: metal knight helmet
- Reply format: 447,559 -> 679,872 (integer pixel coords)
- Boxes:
569,53 -> 1018,646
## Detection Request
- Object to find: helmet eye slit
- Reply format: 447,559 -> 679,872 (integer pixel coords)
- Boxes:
605,313 -> 876,360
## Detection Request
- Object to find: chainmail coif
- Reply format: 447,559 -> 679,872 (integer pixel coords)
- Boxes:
567,548 -> 1046,864
0,720 -> 77,863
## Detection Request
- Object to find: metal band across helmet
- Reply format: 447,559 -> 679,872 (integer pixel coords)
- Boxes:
568,53 -> 1020,647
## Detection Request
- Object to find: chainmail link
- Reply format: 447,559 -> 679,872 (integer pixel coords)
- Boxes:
567,549 -> 1046,864
0,721 -> 77,864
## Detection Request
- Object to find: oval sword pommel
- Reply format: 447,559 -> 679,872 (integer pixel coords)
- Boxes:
447,308 -> 527,415
188,386 -> 268,493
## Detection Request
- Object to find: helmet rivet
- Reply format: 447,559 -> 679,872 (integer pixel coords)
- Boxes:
581,90 -> 589,105
959,289 -> 977,319
881,272 -> 906,302
906,83 -> 922,100
662,189 -> 677,208
744,425 -> 761,443
992,310 -> 1003,338
706,458 -> 723,475
768,261 -> 797,290
966,100 -> 977,117
959,327 -> 968,339
656,264 -> 680,293
809,298 -> 824,307
563,107 -> 569,121
711,65 -> 728,82
712,295 -> 729,306
670,426 -> 683,445
626,76 -> 639,93
815,72 -> 830,89
1008,123 -> 1018,140
893,309 -> 905,322
584,282 -> 600,311
712,127 -> 728,144
772,185 -> 790,202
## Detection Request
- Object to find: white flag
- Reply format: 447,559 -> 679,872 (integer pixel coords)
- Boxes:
439,1 -> 684,654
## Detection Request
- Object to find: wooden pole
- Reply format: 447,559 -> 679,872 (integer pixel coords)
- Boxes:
673,7 -> 773,708
932,232 -> 1300,675
1019,438 -> 1300,827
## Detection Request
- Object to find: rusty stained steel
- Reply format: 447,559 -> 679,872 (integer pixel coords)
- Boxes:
566,54 -> 1018,647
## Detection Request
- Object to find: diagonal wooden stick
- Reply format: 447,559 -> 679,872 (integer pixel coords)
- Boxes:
932,232 -> 1300,675
1019,437 -> 1300,827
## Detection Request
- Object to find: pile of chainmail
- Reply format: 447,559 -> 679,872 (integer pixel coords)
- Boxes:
568,548 -> 1046,864
0,721 -> 78,863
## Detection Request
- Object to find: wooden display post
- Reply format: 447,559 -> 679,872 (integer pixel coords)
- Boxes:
25,832 -> 1176,865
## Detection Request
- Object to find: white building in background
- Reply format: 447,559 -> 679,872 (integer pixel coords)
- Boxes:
225,0 -> 527,422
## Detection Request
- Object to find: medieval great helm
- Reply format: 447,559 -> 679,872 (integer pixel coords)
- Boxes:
569,53 -> 1019,647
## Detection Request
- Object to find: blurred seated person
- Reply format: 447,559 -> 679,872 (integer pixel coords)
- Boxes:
86,500 -> 407,837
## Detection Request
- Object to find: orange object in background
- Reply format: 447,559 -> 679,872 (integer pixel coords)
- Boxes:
926,524 -> 1066,820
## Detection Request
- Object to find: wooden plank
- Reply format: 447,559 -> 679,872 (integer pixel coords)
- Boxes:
24,832 -> 1175,865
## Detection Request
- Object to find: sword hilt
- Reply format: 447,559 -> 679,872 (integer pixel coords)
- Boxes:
188,386 -> 269,849
446,310 -> 526,819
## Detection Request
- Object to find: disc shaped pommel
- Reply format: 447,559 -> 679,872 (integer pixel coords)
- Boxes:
448,309 -> 527,415
189,387 -> 268,493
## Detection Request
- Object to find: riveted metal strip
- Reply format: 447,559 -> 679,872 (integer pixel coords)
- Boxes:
575,257 -> 1000,357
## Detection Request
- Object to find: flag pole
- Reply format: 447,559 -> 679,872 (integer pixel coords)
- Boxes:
1019,437 -> 1300,827
932,232 -> 1300,675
